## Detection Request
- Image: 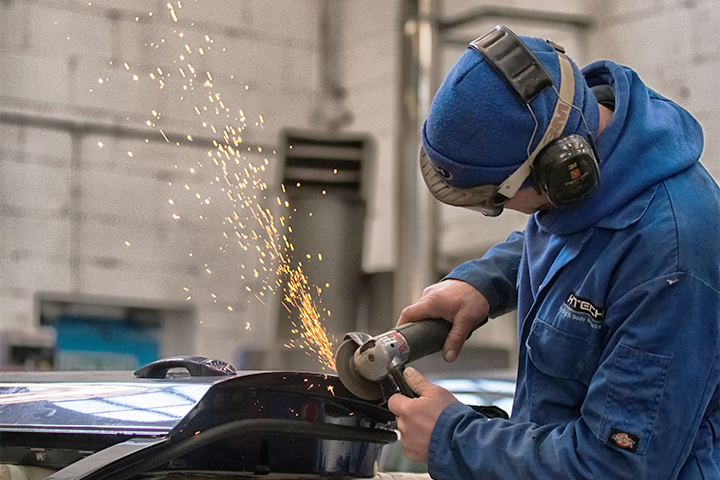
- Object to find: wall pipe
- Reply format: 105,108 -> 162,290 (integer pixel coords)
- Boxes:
0,111 -> 270,152
394,0 -> 440,318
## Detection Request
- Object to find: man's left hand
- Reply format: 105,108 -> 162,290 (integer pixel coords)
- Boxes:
387,367 -> 460,463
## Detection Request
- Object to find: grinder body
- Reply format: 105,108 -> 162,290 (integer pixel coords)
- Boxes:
336,319 -> 452,401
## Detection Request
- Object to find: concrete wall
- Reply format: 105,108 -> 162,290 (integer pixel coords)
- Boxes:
589,0 -> 720,179
1,0 -> 718,373
0,0 -> 325,367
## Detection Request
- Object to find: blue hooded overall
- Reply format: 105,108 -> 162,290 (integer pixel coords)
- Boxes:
430,61 -> 720,479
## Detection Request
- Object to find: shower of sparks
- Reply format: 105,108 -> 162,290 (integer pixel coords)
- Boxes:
103,1 -> 337,371
280,263 -> 337,372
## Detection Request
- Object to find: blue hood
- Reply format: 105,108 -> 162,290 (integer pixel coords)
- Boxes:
537,60 -> 704,235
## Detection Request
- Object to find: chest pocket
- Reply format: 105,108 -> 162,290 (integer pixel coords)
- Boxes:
526,317 -> 604,387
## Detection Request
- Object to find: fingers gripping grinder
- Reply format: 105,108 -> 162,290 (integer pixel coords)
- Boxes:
336,319 -> 452,402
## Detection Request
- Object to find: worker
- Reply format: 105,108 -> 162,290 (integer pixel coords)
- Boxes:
387,25 -> 720,479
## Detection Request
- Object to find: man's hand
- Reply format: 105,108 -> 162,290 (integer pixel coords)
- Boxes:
398,279 -> 490,362
387,367 -> 459,463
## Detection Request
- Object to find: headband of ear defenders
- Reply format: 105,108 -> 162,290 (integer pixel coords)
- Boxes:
469,25 -> 553,104
493,49 -> 575,204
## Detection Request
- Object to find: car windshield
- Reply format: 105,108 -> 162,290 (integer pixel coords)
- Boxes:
434,377 -> 515,414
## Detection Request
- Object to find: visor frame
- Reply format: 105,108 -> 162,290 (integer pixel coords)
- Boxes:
419,147 -> 505,217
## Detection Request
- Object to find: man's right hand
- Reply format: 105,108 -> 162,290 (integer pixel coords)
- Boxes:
397,279 -> 490,363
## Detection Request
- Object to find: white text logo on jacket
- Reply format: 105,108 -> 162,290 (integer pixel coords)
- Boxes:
564,292 -> 605,322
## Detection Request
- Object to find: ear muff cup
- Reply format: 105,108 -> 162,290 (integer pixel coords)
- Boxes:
531,134 -> 600,207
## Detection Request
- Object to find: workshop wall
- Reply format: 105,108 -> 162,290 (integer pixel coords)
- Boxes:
0,0 -> 327,368
589,0 -> 720,180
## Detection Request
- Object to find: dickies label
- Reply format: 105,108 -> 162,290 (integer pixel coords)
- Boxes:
609,428 -> 640,453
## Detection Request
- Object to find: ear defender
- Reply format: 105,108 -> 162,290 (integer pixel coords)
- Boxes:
532,133 -> 600,207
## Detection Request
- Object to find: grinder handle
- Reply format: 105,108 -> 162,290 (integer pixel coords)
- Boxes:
395,318 -> 453,363
389,364 -> 417,398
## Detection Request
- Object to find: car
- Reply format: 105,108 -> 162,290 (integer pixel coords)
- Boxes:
0,356 -> 398,480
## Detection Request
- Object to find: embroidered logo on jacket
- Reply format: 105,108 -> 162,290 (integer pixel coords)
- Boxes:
564,292 -> 605,322
609,429 -> 640,453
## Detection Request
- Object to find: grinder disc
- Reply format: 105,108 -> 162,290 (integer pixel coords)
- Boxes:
335,338 -> 383,401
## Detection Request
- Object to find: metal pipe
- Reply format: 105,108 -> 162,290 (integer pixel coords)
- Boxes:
0,111 -> 271,152
395,0 -> 439,318
312,0 -> 353,132
70,131 -> 82,292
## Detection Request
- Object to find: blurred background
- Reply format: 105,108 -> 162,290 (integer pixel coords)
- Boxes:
1,0 -> 718,375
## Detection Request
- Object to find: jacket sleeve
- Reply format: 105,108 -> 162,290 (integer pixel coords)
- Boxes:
443,230 -> 524,318
427,273 -> 720,479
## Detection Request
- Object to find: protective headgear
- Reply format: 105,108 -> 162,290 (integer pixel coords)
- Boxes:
420,25 -> 600,216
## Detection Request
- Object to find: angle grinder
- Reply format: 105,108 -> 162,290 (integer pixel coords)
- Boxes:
335,318 -> 453,402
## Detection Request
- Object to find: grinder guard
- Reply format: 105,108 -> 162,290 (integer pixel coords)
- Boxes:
336,319 -> 453,402
336,333 -> 389,401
